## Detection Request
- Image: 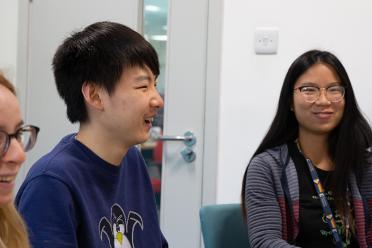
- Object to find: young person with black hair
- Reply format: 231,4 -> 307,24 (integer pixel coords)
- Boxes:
16,21 -> 168,248
241,50 -> 372,247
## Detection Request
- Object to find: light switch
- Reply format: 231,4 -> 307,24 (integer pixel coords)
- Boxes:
254,27 -> 278,55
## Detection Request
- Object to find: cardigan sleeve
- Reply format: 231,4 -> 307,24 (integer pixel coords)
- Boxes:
244,153 -> 299,248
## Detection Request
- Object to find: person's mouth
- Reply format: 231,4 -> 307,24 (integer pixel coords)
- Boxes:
144,117 -> 154,125
0,175 -> 16,183
313,111 -> 333,119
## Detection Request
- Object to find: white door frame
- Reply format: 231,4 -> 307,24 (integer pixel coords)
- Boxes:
202,0 -> 223,207
17,0 -> 33,183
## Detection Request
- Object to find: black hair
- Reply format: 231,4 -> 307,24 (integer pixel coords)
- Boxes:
241,50 -> 372,218
52,21 -> 159,123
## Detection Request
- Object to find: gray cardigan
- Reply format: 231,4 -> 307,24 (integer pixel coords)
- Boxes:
244,144 -> 372,248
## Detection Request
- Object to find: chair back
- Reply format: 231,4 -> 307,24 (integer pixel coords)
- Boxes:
199,203 -> 250,248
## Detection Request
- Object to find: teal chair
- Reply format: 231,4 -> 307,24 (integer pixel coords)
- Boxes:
199,204 -> 250,248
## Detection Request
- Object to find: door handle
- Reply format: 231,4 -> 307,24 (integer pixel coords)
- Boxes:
150,129 -> 197,163
151,130 -> 196,147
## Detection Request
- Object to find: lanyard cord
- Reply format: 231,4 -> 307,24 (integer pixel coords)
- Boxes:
305,158 -> 344,248
294,140 -> 347,247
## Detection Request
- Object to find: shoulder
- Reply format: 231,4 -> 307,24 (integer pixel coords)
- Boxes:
123,146 -> 147,169
121,146 -> 153,189
249,144 -> 289,172
15,175 -> 78,246
18,135 -> 87,204
245,144 -> 290,187
126,146 -> 143,160
26,134 -> 85,180
16,173 -> 73,210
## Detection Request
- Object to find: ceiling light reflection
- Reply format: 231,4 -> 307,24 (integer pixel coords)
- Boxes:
150,35 -> 167,41
145,5 -> 161,12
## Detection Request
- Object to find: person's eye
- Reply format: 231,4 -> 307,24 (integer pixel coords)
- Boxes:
136,85 -> 148,90
328,86 -> 342,93
301,86 -> 317,93
16,130 -> 25,141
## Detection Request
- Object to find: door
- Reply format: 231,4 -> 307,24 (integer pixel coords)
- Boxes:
17,0 -> 220,247
159,1 -> 209,247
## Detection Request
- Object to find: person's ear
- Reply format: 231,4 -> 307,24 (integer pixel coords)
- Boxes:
81,82 -> 104,111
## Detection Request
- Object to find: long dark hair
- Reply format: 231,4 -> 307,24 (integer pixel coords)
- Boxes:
241,50 -> 372,217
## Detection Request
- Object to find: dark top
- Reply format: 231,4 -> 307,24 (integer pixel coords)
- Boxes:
288,141 -> 358,248
16,134 -> 168,248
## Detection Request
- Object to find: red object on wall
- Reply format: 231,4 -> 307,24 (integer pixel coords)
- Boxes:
153,140 -> 163,164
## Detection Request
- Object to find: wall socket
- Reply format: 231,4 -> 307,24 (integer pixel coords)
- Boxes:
254,27 -> 278,55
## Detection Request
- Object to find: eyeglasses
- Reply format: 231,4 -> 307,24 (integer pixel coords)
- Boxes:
0,125 -> 40,158
293,85 -> 345,103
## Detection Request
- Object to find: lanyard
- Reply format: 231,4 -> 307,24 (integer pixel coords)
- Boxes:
305,158 -> 344,248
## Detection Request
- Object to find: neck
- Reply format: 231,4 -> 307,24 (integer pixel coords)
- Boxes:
298,130 -> 334,171
76,122 -> 129,166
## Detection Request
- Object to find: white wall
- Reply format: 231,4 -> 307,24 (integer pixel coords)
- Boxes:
0,0 -> 18,83
217,0 -> 372,203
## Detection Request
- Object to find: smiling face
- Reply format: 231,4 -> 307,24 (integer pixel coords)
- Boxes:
292,63 -> 345,137
99,65 -> 164,148
0,85 -> 26,206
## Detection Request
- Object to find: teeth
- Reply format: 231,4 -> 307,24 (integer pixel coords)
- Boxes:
0,176 -> 14,183
145,118 -> 154,122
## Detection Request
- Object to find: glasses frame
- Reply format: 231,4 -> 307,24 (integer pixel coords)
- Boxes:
293,85 -> 345,103
0,125 -> 40,157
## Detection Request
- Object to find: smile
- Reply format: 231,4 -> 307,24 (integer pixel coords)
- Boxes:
0,175 -> 15,183
313,112 -> 333,119
144,117 -> 154,124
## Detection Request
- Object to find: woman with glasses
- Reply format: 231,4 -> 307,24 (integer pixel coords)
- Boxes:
0,73 -> 39,248
241,50 -> 372,247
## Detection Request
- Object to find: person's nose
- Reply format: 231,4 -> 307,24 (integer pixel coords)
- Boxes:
315,88 -> 331,105
151,89 -> 164,109
2,138 -> 26,165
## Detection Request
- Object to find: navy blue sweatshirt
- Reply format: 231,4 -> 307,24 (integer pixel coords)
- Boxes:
16,134 -> 168,248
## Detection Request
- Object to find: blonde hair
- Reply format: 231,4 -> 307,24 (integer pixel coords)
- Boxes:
0,73 -> 15,95
0,204 -> 30,248
0,72 -> 30,248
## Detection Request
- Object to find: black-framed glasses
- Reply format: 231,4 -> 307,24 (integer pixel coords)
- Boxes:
0,125 -> 40,158
293,85 -> 345,103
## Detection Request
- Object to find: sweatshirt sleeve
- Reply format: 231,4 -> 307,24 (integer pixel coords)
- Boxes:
16,175 -> 78,248
244,154 -> 299,248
